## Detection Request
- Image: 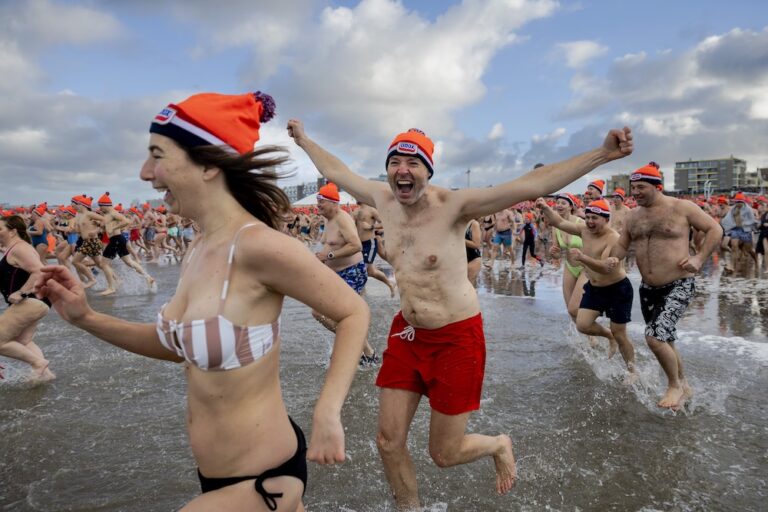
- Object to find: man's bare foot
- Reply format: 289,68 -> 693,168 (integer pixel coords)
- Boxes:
622,370 -> 639,386
146,275 -> 156,288
82,279 -> 97,289
658,384 -> 684,409
588,336 -> 598,348
493,434 -> 517,495
28,362 -> 55,383
607,337 -> 618,359
97,288 -> 116,296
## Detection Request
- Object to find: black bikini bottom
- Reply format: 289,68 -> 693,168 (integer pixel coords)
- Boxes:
198,416 -> 308,511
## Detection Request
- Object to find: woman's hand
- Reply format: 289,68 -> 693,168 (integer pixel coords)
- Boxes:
307,411 -> 346,465
34,265 -> 93,325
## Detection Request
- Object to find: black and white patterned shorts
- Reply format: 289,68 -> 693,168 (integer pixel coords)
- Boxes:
639,277 -> 695,343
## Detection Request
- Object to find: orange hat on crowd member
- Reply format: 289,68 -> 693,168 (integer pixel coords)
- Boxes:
33,203 -> 47,216
386,128 -> 435,179
524,212 -> 534,222
555,192 -> 580,209
732,192 -> 749,204
317,183 -> 340,203
98,192 -> 112,207
156,205 -> 167,213
115,203 -> 123,212
64,206 -> 77,216
630,162 -> 663,190
717,195 -> 728,205
587,179 -> 605,195
585,199 -> 611,218
149,91 -> 276,155
611,188 -> 626,200
142,202 -> 150,211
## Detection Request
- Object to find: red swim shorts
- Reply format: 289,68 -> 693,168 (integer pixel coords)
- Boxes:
375,311 -> 486,416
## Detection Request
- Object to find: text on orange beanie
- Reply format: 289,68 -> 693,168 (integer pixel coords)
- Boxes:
386,128 -> 435,178
317,183 -> 340,203
150,91 -> 276,155
585,199 -> 611,218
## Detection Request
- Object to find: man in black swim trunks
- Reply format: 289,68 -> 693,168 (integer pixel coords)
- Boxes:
607,163 -> 722,410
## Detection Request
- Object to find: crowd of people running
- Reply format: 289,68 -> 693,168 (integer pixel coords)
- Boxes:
2,89 -> 768,511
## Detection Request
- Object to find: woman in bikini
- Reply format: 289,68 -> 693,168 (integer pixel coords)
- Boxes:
550,194 -> 589,323
0,215 -> 55,382
35,92 -> 369,511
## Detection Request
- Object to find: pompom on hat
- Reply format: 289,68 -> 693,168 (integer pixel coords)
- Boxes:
149,91 -> 276,155
587,179 -> 605,195
386,128 -> 435,179
585,199 -> 611,218
317,182 -> 340,203
98,192 -> 113,207
630,162 -> 663,189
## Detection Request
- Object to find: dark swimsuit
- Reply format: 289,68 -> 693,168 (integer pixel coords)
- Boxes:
197,416 -> 308,511
465,226 -> 481,262
0,244 -> 51,307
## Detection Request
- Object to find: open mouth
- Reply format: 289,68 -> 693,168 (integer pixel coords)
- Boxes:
396,180 -> 414,194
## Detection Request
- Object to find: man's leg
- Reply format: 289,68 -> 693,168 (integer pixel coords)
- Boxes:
94,255 -> 118,296
610,322 -> 637,384
576,309 -> 617,357
366,263 -> 395,297
645,335 -> 685,409
376,388 -> 422,511
428,410 -> 516,495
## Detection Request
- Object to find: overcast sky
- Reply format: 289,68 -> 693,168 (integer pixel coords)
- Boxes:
1,0 -> 767,206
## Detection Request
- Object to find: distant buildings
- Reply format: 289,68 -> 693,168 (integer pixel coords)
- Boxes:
281,177 -> 329,203
674,156 -> 748,193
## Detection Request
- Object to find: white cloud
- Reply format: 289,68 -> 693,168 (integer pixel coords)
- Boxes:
555,40 -> 608,68
488,122 -> 505,140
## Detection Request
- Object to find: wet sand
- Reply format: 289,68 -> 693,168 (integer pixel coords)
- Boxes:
1,258 -> 766,511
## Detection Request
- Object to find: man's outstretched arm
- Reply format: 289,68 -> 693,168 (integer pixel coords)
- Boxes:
288,119 -> 385,207
458,127 -> 633,220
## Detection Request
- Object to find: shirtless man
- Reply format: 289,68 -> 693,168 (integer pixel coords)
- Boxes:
297,210 -> 313,245
70,195 -> 117,293
98,193 -> 155,291
486,208 -> 517,270
141,204 -> 158,262
313,183 -> 378,364
607,163 -> 721,410
537,197 -> 636,383
289,119 -> 632,509
355,203 -> 396,297
609,187 -> 630,234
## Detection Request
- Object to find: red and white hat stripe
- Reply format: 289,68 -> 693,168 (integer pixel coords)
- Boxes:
585,204 -> 610,217
630,172 -> 662,184
166,111 -> 235,153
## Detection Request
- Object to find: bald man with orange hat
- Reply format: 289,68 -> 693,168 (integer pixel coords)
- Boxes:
289,117 -> 633,508
607,162 -> 722,410
312,182 -> 379,364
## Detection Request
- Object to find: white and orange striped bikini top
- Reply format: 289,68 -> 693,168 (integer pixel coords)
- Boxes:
155,223 -> 279,371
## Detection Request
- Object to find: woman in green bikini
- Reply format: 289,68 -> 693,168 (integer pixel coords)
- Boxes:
549,194 -> 588,323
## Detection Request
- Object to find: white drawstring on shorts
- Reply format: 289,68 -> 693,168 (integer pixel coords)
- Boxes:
390,325 -> 415,341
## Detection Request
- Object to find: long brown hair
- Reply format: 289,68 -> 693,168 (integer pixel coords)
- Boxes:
2,215 -> 31,244
185,145 -> 293,230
